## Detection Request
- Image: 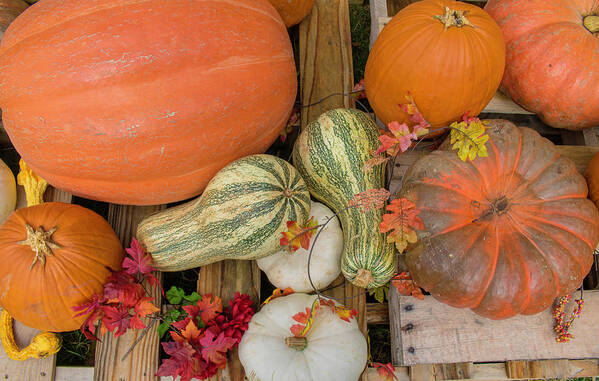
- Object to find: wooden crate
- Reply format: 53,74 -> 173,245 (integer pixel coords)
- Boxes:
1,0 -> 599,380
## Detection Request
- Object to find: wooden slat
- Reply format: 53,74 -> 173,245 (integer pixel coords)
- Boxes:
299,0 -> 354,129
390,288 -> 599,366
94,204 -> 165,381
196,260 -> 260,381
366,303 -> 389,325
0,186 -> 71,381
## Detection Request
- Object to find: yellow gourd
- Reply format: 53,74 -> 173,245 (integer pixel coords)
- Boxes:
0,160 -> 61,361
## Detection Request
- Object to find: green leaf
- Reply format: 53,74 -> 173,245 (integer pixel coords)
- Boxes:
196,317 -> 206,329
369,284 -> 389,304
166,286 -> 185,305
165,309 -> 182,321
157,322 -> 170,338
182,292 -> 201,305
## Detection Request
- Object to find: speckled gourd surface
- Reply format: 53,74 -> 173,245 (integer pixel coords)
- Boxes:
136,154 -> 311,271
293,108 -> 395,288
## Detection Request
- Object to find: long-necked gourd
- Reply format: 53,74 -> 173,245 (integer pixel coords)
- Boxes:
137,154 -> 311,271
293,108 -> 395,288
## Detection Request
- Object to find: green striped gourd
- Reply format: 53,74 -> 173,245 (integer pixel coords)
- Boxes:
293,108 -> 395,288
136,154 -> 311,271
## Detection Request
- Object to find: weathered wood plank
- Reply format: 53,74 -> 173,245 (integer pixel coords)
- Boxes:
94,204 -> 165,381
0,186 -> 71,381
366,303 -> 389,325
299,0 -> 354,129
390,287 -> 599,366
196,260 -> 260,381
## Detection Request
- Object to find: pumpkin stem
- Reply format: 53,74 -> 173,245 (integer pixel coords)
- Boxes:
434,7 -> 473,30
285,336 -> 308,351
353,268 -> 374,288
584,15 -> 599,34
17,224 -> 61,270
0,310 -> 61,361
17,159 -> 48,207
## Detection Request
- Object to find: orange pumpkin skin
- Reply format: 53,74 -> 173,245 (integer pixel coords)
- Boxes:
585,152 -> 599,208
364,0 -> 505,132
401,120 -> 599,319
485,0 -> 599,130
0,203 -> 124,331
0,0 -> 297,205
268,0 -> 315,27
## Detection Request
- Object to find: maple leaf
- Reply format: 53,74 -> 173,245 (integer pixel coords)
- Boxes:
262,287 -> 294,306
348,188 -> 390,212
450,116 -> 490,162
379,198 -> 425,253
373,362 -> 398,381
352,79 -> 366,99
199,330 -> 236,367
74,294 -> 104,340
335,306 -> 358,322
73,293 -> 104,318
318,298 -> 336,313
101,305 -> 133,337
391,272 -> 424,300
279,217 -> 319,252
123,237 -> 155,276
183,294 -> 223,324
400,93 -> 431,130
157,341 -> 199,381
103,271 -> 144,306
135,297 -> 159,319
290,298 -> 320,337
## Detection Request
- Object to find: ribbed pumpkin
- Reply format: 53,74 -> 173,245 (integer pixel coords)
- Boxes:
293,109 -> 395,289
0,0 -> 297,205
0,202 -> 124,331
137,155 -> 310,271
0,0 -> 27,38
485,0 -> 599,130
268,0 -> 315,27
364,0 -> 505,131
401,120 -> 599,319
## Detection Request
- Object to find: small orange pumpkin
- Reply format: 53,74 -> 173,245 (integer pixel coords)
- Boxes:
268,0 -> 315,27
365,0 -> 505,132
0,202 -> 124,331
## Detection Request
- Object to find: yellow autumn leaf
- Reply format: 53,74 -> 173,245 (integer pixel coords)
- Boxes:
450,118 -> 490,162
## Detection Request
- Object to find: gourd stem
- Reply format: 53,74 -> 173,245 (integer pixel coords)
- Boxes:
434,7 -> 473,30
584,15 -> 599,33
17,159 -> 48,207
353,269 -> 374,288
285,336 -> 308,351
0,310 -> 61,361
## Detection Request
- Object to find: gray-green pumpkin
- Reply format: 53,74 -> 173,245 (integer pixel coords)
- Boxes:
136,154 -> 311,271
293,108 -> 396,288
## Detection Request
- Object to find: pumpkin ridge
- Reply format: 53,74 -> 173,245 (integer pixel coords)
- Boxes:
510,153 -> 561,200
517,212 -> 596,251
50,247 -> 111,289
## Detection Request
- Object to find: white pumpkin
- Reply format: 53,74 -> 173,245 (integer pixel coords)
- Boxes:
257,201 -> 343,292
0,159 -> 16,223
239,293 -> 367,381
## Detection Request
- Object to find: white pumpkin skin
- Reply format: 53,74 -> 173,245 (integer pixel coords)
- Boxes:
257,201 -> 343,293
0,159 -> 16,223
239,293 -> 367,381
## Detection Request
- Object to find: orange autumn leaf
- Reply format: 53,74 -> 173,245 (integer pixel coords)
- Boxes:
363,154 -> 390,172
391,272 -> 424,300
262,287 -> 295,306
280,217 -> 319,252
171,319 -> 202,344
400,93 -> 431,131
134,297 -> 160,318
373,362 -> 398,381
335,306 -> 358,322
379,198 -> 425,253
197,294 -> 223,323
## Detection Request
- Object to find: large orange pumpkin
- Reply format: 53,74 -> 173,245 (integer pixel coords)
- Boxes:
485,0 -> 599,130
0,0 -> 297,205
268,0 -> 315,27
401,120 -> 599,319
0,202 -> 124,331
364,0 -> 505,132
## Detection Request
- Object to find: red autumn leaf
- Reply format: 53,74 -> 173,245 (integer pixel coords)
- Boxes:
199,330 -> 236,367
348,188 -> 390,212
280,107 -> 300,143
292,307 -> 311,325
400,93 -> 431,130
262,287 -> 294,306
363,154 -> 391,172
123,237 -> 155,276
375,121 -> 421,157
103,271 -> 144,306
279,217 -> 319,252
391,272 -> 424,300
379,198 -> 425,253
184,294 -> 223,324
156,341 -> 199,381
101,305 -> 133,337
335,306 -> 358,322
352,79 -> 366,99
319,298 -> 336,313
373,362 -> 398,381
